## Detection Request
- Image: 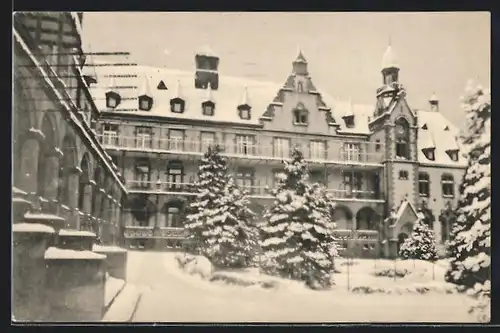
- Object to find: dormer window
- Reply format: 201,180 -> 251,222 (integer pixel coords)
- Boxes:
170,98 -> 185,114
157,80 -> 168,90
202,101 -> 215,116
105,90 -> 121,109
238,106 -> 251,120
444,125 -> 450,131
422,148 -> 436,161
421,124 -> 428,130
343,115 -> 355,128
446,149 -> 459,162
138,95 -> 153,111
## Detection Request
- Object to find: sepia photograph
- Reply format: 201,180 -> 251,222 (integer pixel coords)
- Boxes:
12,11 -> 491,323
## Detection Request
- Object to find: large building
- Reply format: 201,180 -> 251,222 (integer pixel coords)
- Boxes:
13,12 -> 126,244
84,43 -> 466,258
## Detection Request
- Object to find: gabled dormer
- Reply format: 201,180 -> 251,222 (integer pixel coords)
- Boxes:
105,75 -> 121,109
195,45 -> 219,90
237,86 -> 251,120
201,82 -> 215,116
170,80 -> 185,114
157,80 -> 168,90
446,149 -> 459,162
138,76 -> 153,111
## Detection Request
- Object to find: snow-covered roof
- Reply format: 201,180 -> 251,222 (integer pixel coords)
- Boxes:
45,247 -> 106,260
59,229 -> 96,237
417,110 -> 466,167
13,223 -> 55,234
381,44 -> 398,70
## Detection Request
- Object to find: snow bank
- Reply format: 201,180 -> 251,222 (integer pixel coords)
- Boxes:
176,253 -> 213,279
102,284 -> 141,322
13,223 -> 55,233
44,247 -> 106,260
93,245 -> 128,253
59,229 -> 96,237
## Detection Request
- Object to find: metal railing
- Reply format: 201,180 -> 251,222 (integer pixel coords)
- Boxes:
97,135 -> 385,164
123,225 -> 187,239
125,180 -> 383,200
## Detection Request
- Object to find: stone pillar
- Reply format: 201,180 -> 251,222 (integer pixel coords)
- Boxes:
43,156 -> 60,200
17,139 -> 40,193
82,184 -> 93,215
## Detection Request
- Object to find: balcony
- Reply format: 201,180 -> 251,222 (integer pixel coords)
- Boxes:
123,226 -> 187,239
125,180 -> 385,203
97,135 -> 384,166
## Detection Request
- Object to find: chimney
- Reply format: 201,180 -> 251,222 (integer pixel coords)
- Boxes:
194,45 -> 219,90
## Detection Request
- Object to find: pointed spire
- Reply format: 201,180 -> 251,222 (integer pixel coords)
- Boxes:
205,82 -> 214,101
429,91 -> 439,102
139,75 -> 151,97
294,45 -> 307,63
381,42 -> 399,71
239,86 -> 251,107
172,79 -> 182,99
107,75 -> 116,93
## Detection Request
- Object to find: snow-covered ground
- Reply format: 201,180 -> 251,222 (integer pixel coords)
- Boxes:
127,251 -> 477,323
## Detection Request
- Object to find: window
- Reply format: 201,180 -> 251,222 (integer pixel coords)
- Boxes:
200,132 -> 215,153
134,162 -> 150,189
343,143 -> 361,162
239,108 -> 250,120
166,206 -> 182,228
423,148 -> 435,161
395,118 -> 410,159
399,170 -> 409,180
344,115 -> 355,128
293,109 -> 308,125
375,140 -> 381,152
310,170 -> 325,185
421,124 -> 428,130
310,141 -> 326,160
447,149 -> 459,162
170,98 -> 185,113
135,127 -> 152,149
418,172 -> 430,197
235,135 -> 255,155
236,168 -> 254,193
167,161 -> 184,191
297,82 -> 304,92
49,44 -> 59,68
441,174 -> 455,198
343,171 -> 363,197
273,138 -> 290,158
168,129 -> 184,151
139,97 -> 152,111
202,102 -> 215,116
157,80 -> 168,90
273,171 -> 285,187
102,124 -> 118,146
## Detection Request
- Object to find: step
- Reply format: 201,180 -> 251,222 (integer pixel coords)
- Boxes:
57,229 -> 96,251
24,212 -> 67,231
102,284 -> 142,322
12,197 -> 34,223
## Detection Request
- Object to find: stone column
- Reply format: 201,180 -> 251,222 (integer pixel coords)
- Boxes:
17,139 -> 40,193
43,156 -> 60,201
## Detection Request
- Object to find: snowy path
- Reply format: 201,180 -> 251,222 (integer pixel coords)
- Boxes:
128,251 -> 476,323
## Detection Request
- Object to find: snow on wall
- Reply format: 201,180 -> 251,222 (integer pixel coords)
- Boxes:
13,223 -> 55,234
93,245 -> 128,253
59,229 -> 96,237
44,247 -> 106,260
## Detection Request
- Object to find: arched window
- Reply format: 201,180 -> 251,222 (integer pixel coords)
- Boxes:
134,159 -> 151,189
297,82 -> 304,93
356,207 -> 378,230
441,174 -> 455,198
394,118 -> 410,159
293,103 -> 308,125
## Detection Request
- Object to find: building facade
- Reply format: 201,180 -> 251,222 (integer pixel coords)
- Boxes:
13,12 -> 126,244
85,43 -> 466,257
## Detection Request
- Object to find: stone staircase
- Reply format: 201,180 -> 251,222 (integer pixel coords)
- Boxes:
12,187 -> 140,322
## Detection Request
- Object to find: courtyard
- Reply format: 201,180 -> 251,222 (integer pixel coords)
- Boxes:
126,251 -> 477,323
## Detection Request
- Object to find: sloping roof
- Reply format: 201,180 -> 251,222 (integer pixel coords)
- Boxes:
85,63 -> 280,126
417,110 -> 466,167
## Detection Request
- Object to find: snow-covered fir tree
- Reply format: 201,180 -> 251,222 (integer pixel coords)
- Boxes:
184,145 -> 256,268
445,83 -> 490,322
399,216 -> 438,261
259,148 -> 338,289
